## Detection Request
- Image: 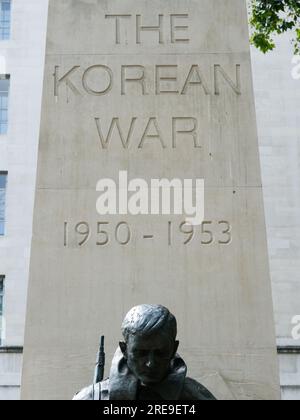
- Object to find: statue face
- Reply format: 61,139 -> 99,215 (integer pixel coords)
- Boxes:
121,332 -> 179,386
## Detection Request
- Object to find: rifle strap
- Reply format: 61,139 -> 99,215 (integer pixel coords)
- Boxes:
93,383 -> 101,401
101,380 -> 110,400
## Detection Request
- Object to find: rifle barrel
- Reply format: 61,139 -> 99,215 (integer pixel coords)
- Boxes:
94,335 -> 105,384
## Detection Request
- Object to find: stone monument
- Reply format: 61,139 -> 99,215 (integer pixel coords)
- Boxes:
22,0 -> 280,400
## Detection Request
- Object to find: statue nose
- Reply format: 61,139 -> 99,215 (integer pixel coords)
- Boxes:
145,354 -> 156,368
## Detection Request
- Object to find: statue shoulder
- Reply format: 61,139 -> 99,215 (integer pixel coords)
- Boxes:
73,384 -> 94,400
182,377 -> 217,400
72,379 -> 110,400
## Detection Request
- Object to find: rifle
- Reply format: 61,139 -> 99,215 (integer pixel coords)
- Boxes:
93,336 -> 105,384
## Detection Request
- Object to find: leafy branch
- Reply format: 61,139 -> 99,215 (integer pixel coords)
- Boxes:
249,0 -> 300,54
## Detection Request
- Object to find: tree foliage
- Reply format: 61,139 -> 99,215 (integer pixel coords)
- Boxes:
249,0 -> 300,54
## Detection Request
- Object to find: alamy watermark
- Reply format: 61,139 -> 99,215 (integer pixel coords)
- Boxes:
96,171 -> 205,226
0,56 -> 6,74
291,55 -> 300,80
291,315 -> 300,341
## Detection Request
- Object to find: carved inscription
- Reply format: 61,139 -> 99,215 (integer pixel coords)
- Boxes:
64,221 -> 232,248
55,10 -> 241,249
94,117 -> 200,150
105,14 -> 190,45
54,64 -> 241,98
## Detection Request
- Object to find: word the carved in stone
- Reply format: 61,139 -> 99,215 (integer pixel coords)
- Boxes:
105,14 -> 190,45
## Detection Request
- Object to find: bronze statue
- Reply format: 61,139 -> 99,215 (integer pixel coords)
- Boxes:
73,304 -> 216,400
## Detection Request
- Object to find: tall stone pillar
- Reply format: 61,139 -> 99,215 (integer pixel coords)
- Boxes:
22,0 -> 280,400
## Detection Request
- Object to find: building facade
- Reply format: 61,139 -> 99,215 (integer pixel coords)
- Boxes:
251,34 -> 300,400
0,0 -> 299,400
0,0 -> 48,400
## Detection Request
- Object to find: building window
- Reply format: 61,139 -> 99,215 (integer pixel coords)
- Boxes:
0,276 -> 4,346
0,171 -> 7,235
0,0 -> 11,40
0,75 -> 9,134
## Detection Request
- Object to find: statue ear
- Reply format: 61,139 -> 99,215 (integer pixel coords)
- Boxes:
173,340 -> 179,356
119,341 -> 127,358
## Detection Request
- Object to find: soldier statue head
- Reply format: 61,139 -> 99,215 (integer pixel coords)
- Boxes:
119,304 -> 179,386
73,304 -> 216,400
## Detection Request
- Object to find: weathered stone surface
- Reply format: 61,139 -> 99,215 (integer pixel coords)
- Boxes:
22,0 -> 280,400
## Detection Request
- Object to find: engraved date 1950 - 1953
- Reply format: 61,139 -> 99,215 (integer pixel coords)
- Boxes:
63,220 -> 232,248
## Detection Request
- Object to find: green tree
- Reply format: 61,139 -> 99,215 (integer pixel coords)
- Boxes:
249,0 -> 300,54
